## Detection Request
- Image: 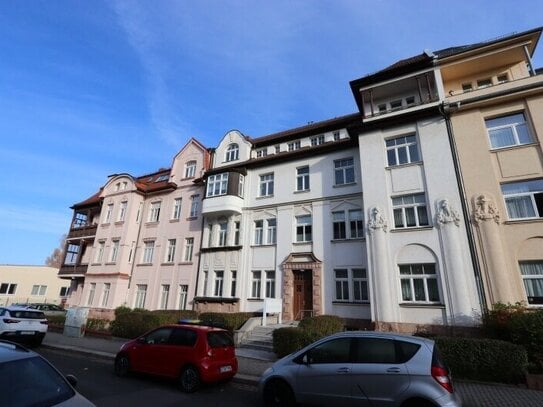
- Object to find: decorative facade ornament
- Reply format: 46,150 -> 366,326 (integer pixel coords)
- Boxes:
437,199 -> 461,226
368,206 -> 387,232
473,194 -> 500,224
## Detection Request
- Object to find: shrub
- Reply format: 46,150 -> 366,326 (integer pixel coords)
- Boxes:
86,318 -> 109,332
198,312 -> 255,331
151,310 -> 199,325
273,327 -> 313,358
47,315 -> 66,326
110,311 -> 161,339
298,315 -> 345,337
114,306 -> 132,318
435,336 -> 528,383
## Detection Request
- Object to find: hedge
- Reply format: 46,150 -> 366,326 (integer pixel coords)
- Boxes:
198,312 -> 256,331
110,311 -> 161,339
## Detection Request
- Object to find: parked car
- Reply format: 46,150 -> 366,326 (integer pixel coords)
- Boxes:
114,323 -> 238,392
26,303 -> 67,317
0,340 -> 95,406
0,306 -> 48,346
259,331 -> 461,407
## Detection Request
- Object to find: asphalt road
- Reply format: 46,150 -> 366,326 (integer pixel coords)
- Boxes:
37,348 -> 261,406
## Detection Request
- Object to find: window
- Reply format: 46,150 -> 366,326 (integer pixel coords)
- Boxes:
214,271 -> 224,297
31,285 -> 47,296
0,283 -> 17,295
65,244 -> 79,264
155,174 -> 169,182
296,166 -> 310,191
288,141 -> 301,151
202,271 -> 208,296
60,287 -> 69,297
259,173 -> 274,197
275,145 -> 281,154
218,222 -> 227,246
477,78 -> 492,88
333,131 -> 341,141
135,284 -> 147,308
172,198 -> 182,219
142,241 -> 155,263
390,99 -> 402,111
95,241 -> 105,263
519,261 -> 543,303
405,96 -> 415,106
257,148 -> 268,158
160,284 -> 170,309
148,201 -> 161,222
265,271 -> 276,298
386,134 -> 420,166
226,143 -> 239,162
183,238 -> 194,262
238,174 -> 244,197
485,113 -> 532,149
349,209 -> 364,238
497,74 -> 508,84
102,283 -> 110,307
230,271 -> 237,297
311,135 -> 325,146
118,201 -> 127,222
352,338 -> 397,364
378,103 -> 387,113
166,239 -> 176,263
87,283 -> 96,306
234,221 -> 240,245
206,173 -> 229,197
334,269 -> 368,302
502,179 -> 543,219
400,264 -> 440,303
136,202 -> 142,223
266,218 -> 277,244
178,285 -> 188,310
207,224 -> 213,247
296,215 -> 312,242
254,220 -> 264,245
393,193 -> 429,228
333,211 -> 346,239
103,204 -> 113,223
110,240 -> 120,263
462,82 -> 473,92
334,158 -> 355,185
190,195 -> 199,217
185,161 -> 196,178
251,271 -> 262,298
73,212 -> 88,228
307,338 -> 351,364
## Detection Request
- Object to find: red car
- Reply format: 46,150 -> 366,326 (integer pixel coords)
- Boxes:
114,324 -> 238,392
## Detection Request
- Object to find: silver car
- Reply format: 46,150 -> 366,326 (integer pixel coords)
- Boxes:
259,331 -> 461,407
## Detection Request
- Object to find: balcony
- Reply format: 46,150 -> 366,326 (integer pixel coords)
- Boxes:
202,194 -> 243,215
58,264 -> 88,278
67,223 -> 98,239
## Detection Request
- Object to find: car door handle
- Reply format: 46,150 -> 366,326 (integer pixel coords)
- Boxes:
336,367 -> 351,374
386,367 -> 401,373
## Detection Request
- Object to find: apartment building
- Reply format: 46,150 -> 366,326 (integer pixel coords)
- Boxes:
59,139 -> 209,316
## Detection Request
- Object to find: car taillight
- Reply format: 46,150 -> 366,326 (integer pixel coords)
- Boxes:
3,318 -> 20,324
431,366 -> 453,393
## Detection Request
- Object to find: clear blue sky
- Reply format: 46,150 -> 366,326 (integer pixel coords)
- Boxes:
1,1 -> 541,265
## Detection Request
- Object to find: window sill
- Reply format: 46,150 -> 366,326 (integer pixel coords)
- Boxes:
332,301 -> 369,305
399,302 -> 445,308
294,189 -> 310,194
247,298 -> 263,302
145,222 -> 159,227
114,221 -> 125,226
201,245 -> 242,252
257,195 -> 274,200
161,262 -> 175,266
136,263 -> 153,266
293,241 -> 312,245
105,262 -> 116,266
331,238 -> 365,243
100,223 -> 110,227
90,263 -> 102,266
333,182 -> 357,188
385,161 -> 423,170
391,226 -> 433,233
178,261 -> 193,265
186,216 -> 198,221
169,218 -> 180,223
250,244 -> 276,248
489,142 -> 538,153
504,218 -> 543,225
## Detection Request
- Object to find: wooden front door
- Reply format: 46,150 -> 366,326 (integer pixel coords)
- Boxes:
293,270 -> 313,320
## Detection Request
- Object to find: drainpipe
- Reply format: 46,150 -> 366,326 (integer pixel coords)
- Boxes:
126,200 -> 144,305
439,102 -> 488,314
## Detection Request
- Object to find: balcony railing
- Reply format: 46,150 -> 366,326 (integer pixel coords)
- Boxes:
67,224 -> 98,239
58,264 -> 88,277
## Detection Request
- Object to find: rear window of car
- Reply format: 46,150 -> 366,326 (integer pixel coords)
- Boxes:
207,331 -> 234,348
396,340 -> 421,363
8,310 -> 46,319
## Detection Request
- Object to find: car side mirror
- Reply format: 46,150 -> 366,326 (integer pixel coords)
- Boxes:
137,337 -> 146,344
65,374 -> 78,387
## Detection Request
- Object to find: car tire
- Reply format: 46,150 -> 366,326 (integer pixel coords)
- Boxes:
114,355 -> 130,377
179,366 -> 201,393
263,379 -> 296,407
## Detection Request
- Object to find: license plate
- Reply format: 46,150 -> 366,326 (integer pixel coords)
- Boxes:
20,331 -> 34,335
220,365 -> 232,373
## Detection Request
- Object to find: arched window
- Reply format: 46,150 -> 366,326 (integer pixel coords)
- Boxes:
226,143 -> 239,162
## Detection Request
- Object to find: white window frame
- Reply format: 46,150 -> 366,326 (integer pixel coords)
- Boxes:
218,222 -> 227,246
251,270 -> 262,298
234,221 -> 240,245
172,198 -> 182,220
259,173 -> 274,197
332,211 -> 346,239
166,239 -> 176,263
296,215 -> 312,242
265,270 -> 275,298
190,195 -> 199,217
110,240 -> 120,263
519,262 -> 543,305
214,270 -> 224,297
230,271 -> 237,297
135,284 -> 147,308
334,158 -> 355,185
87,283 -> 96,306
178,285 -> 188,310
399,264 -> 440,303
501,179 -> 543,220
334,268 -> 368,302
296,166 -> 310,191
142,240 -> 155,263
349,209 -> 364,238
207,173 -> 229,197
160,284 -> 170,309
386,134 -> 420,166
311,135 -> 325,146
102,283 -> 111,307
183,237 -> 194,262
266,218 -> 277,244
485,112 -> 533,149
226,143 -> 239,162
392,193 -> 429,228
95,241 -> 105,263
288,141 -> 301,151
148,201 -> 161,223
118,201 -> 127,222
104,204 -> 113,224
185,161 -> 196,178
31,285 -> 47,296
254,220 -> 264,245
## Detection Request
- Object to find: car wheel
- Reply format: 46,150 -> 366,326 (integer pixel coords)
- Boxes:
32,337 -> 43,347
263,379 -> 296,406
179,366 -> 200,393
114,355 -> 130,377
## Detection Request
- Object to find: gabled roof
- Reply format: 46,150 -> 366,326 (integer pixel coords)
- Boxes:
133,168 -> 175,194
71,190 -> 102,209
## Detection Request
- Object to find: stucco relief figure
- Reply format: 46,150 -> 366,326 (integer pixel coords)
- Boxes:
473,194 -> 500,224
368,206 -> 387,232
437,199 -> 461,226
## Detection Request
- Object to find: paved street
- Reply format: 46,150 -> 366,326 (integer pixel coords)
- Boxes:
37,348 -> 260,406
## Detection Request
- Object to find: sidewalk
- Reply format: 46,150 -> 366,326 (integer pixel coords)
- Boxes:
42,331 -> 543,406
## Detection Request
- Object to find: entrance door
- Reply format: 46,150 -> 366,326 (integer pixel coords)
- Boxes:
293,270 -> 313,320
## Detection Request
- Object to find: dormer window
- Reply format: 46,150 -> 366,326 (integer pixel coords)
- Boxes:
185,161 -> 196,178
378,103 -> 387,113
257,148 -> 268,158
477,78 -> 492,89
497,74 -> 508,84
405,96 -> 415,106
311,135 -> 325,146
390,100 -> 402,111
462,83 -> 473,92
288,141 -> 301,151
226,143 -> 239,162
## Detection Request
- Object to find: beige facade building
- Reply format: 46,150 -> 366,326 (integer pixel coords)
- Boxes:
0,265 -> 69,306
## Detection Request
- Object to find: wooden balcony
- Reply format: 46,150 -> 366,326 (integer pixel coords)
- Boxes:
67,224 -> 98,239
58,264 -> 88,278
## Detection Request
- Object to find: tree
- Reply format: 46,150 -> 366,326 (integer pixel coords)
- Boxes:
45,234 -> 66,268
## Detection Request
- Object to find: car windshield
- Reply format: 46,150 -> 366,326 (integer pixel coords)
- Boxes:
207,331 -> 234,348
0,356 -> 75,407
9,310 -> 45,319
